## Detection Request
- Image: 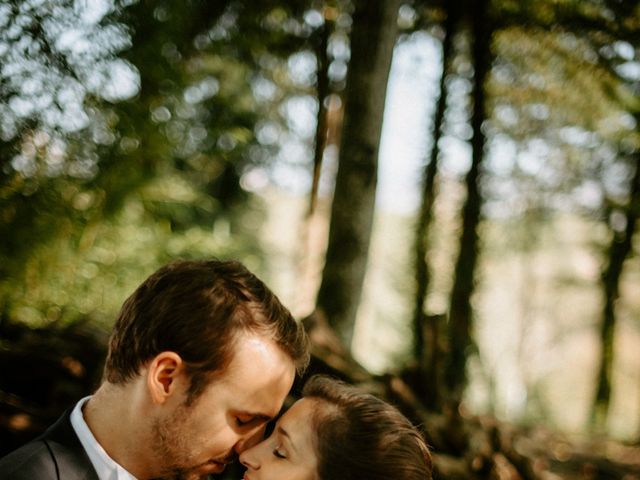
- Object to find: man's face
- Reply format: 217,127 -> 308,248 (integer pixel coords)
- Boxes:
151,333 -> 296,480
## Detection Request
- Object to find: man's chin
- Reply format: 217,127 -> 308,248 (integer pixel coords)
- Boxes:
155,460 -> 228,480
179,460 -> 228,479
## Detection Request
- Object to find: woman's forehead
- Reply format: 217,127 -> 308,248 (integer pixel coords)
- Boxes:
279,397 -> 322,436
282,397 -> 319,421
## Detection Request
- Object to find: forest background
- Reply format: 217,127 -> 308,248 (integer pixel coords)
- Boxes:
1,0 -> 639,478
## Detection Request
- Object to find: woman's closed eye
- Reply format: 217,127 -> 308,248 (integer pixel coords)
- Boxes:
273,447 -> 287,459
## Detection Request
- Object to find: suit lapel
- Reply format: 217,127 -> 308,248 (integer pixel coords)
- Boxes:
40,411 -> 99,480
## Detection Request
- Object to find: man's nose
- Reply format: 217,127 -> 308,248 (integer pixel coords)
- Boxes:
239,443 -> 260,470
234,424 -> 267,454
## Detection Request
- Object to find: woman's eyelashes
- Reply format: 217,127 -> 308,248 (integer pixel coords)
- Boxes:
272,446 -> 287,459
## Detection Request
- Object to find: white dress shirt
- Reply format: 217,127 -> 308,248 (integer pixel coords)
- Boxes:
70,396 -> 138,480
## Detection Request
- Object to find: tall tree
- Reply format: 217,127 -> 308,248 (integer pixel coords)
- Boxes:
562,1 -> 640,433
537,0 -> 640,431
315,0 -> 401,345
592,140 -> 640,429
412,1 -> 461,409
445,0 -> 493,404
308,8 -> 333,218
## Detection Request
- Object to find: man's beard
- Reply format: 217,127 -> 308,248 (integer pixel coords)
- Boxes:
150,406 -> 223,480
150,465 -> 213,480
150,472 -> 210,480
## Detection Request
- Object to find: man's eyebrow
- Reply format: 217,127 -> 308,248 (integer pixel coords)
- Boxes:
277,426 -> 299,454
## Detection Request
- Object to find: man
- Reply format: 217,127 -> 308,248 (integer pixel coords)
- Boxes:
0,259 -> 309,479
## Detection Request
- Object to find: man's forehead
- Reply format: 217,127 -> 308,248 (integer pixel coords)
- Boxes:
225,333 -> 294,373
214,333 -> 296,413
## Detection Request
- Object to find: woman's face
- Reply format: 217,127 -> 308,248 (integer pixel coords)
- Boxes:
240,397 -> 320,480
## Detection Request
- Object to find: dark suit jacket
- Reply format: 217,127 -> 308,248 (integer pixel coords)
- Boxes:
0,410 -> 98,480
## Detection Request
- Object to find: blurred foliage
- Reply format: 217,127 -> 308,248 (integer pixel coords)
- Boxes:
0,0 -> 324,327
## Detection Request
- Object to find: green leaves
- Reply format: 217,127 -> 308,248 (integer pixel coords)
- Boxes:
0,0 -> 316,327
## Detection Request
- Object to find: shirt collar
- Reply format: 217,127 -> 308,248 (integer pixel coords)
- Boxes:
70,396 -> 138,480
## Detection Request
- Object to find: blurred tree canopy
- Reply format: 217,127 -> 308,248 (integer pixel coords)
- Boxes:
0,0 -> 325,326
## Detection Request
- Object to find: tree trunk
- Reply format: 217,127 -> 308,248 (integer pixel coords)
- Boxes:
412,2 -> 460,410
445,0 -> 492,404
308,16 -> 332,218
315,0 -> 401,346
591,151 -> 640,431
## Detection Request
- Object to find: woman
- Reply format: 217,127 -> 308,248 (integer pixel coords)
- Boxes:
240,375 -> 433,480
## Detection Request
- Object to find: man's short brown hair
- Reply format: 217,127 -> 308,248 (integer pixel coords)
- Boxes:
104,259 -> 309,400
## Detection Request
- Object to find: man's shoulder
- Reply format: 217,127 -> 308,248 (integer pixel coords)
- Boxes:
0,411 -> 98,480
0,438 -> 58,480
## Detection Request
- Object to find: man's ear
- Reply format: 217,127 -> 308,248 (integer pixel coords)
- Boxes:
146,351 -> 184,404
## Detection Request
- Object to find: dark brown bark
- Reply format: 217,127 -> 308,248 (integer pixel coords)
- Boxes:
308,18 -> 332,218
591,152 -> 640,430
445,0 -> 493,403
412,1 -> 460,410
316,0 -> 401,345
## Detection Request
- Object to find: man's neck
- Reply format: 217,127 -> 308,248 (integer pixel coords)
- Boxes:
84,382 -> 151,479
